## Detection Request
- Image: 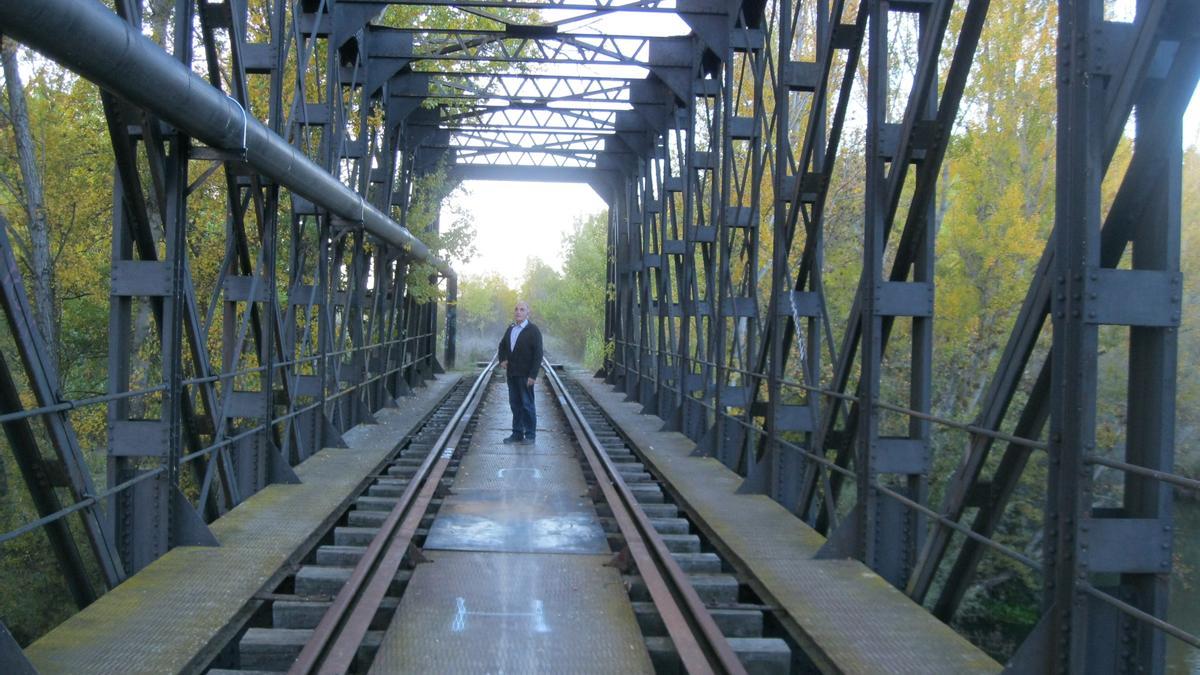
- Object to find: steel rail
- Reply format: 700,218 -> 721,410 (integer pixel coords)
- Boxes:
288,360 -> 496,675
544,362 -> 746,675
0,0 -> 454,280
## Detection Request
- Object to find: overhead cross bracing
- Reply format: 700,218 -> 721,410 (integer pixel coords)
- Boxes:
0,0 -> 1198,672
309,2 -> 703,174
323,0 -> 722,179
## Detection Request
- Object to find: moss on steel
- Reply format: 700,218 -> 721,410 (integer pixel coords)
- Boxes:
23,378 -> 461,675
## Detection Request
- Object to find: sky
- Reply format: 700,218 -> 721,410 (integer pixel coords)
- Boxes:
445,181 -> 608,285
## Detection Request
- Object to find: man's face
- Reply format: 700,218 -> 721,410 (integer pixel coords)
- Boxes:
513,303 -> 529,323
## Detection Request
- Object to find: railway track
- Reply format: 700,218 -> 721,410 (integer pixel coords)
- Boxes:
206,362 -> 792,674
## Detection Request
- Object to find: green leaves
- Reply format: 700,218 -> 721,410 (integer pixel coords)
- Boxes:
454,211 -> 607,367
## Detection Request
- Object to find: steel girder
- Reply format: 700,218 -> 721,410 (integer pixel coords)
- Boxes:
600,0 -> 1198,670
0,0 -> 1196,669
0,0 -> 458,584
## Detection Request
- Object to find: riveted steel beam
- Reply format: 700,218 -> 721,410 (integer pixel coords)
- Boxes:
0,0 -> 452,277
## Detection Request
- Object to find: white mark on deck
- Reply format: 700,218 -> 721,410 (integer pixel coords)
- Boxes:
450,596 -> 552,634
497,467 -> 542,479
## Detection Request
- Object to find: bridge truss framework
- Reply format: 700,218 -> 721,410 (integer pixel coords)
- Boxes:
0,0 -> 1198,671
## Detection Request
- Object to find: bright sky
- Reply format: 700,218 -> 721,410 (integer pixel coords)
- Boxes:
445,181 -> 608,285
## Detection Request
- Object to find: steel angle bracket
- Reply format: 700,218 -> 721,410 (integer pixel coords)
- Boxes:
0,622 -> 35,675
647,37 -> 695,102
171,485 -> 219,547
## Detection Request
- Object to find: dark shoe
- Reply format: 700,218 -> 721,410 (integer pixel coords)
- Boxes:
502,433 -> 523,444
518,435 -> 536,445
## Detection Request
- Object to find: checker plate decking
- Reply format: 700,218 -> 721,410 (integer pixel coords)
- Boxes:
23,377 -> 461,675
369,550 -> 654,674
452,452 -> 589,492
578,373 -> 1002,674
426,379 -> 607,555
424,489 -> 608,554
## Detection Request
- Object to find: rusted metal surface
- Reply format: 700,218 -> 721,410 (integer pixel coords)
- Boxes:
288,362 -> 496,675
544,362 -> 746,675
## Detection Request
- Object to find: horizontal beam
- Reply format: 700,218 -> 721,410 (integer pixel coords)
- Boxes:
442,125 -> 618,133
453,164 -> 613,183
341,0 -> 691,12
0,0 -> 454,280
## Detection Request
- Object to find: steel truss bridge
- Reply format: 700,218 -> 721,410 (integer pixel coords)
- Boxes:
0,0 -> 1197,672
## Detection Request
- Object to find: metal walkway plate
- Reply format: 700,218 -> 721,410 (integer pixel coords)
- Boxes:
452,452 -> 588,492
22,377 -> 461,675
426,378 -> 607,554
369,550 -> 654,674
578,373 -> 1002,674
424,489 -> 609,554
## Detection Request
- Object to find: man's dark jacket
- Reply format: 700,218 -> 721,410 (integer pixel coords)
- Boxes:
498,322 -> 544,378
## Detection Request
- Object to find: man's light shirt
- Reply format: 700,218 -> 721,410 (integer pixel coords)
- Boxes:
509,319 -> 528,352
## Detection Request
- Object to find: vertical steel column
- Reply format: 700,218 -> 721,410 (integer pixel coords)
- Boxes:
645,134 -> 667,417
708,3 -> 739,469
656,118 -> 684,417
638,152 -> 658,411
903,0 -> 937,591
760,0 -> 831,511
676,35 -> 722,446
105,0 -> 216,573
660,111 -> 691,424
613,175 -> 638,390
1045,0 -> 1104,667
762,0 -> 796,506
1118,72 -> 1180,673
278,3 -> 330,461
618,161 -> 642,401
854,0 -> 888,572
602,182 -> 619,382
719,7 -> 768,485
1036,0 -> 1190,670
794,0 -> 869,529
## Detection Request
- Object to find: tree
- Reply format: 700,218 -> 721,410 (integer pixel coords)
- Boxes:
454,272 -> 518,362
1,39 -> 57,377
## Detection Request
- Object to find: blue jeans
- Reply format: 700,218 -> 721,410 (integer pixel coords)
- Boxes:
507,375 -> 536,439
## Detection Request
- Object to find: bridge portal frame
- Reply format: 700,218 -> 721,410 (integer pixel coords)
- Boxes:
0,0 -> 1196,671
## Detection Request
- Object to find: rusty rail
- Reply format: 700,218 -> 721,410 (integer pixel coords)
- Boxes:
543,362 -> 747,675
288,360 -> 497,675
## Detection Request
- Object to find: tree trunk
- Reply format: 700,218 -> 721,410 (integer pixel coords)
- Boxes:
1,39 -> 58,380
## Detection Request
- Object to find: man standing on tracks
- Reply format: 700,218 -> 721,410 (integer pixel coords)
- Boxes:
498,300 -> 543,445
